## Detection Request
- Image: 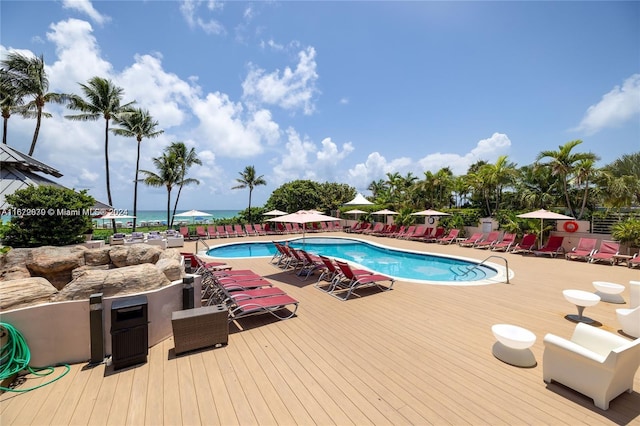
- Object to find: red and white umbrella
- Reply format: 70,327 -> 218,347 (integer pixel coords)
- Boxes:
267,210 -> 339,238
517,209 -> 574,243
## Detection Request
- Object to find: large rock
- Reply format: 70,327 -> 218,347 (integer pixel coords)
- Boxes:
0,248 -> 32,282
155,257 -> 184,281
71,264 -> 111,280
109,244 -> 162,268
84,247 -> 112,266
26,246 -> 86,290
55,263 -> 171,301
0,277 -> 58,310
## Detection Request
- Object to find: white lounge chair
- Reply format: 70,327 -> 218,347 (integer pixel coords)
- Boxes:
543,322 -> 640,410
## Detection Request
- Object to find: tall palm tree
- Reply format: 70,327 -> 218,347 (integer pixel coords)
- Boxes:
232,165 -> 266,224
480,155 -> 518,214
111,108 -> 164,231
1,52 -> 69,155
0,69 -> 25,145
140,152 -> 181,227
536,140 -> 598,217
65,77 -> 135,228
573,158 -> 598,220
167,142 -> 201,227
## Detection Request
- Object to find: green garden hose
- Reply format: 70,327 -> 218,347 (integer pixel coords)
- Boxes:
0,322 -> 70,392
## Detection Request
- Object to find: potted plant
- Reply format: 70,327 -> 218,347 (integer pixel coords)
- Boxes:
84,226 -> 94,242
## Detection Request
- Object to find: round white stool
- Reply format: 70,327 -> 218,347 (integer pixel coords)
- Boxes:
592,281 -> 625,304
563,289 -> 601,323
491,324 -> 537,367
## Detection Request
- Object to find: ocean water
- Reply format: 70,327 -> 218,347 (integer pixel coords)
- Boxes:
101,210 -> 241,227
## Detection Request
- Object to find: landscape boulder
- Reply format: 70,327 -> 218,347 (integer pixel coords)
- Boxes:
155,257 -> 184,281
109,244 -> 162,268
0,248 -> 32,282
26,246 -> 86,290
55,263 -> 171,301
84,247 -> 112,266
0,277 -> 58,310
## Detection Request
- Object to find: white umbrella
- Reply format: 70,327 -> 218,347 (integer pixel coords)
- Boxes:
174,209 -> 213,224
372,209 -> 398,224
263,209 -> 288,216
411,208 -> 450,225
344,193 -> 374,206
345,209 -> 366,215
267,210 -> 339,239
517,209 -> 574,243
99,213 -> 136,231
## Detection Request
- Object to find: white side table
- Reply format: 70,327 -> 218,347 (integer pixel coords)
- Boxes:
491,324 -> 537,367
563,289 -> 601,323
592,281 -> 625,304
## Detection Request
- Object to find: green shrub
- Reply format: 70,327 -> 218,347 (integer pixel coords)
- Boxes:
2,186 -> 95,247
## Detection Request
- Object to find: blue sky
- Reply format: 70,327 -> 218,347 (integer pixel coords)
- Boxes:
2,1 -> 639,211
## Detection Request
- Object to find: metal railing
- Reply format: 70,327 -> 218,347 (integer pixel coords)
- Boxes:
454,255 -> 510,284
195,238 -> 210,253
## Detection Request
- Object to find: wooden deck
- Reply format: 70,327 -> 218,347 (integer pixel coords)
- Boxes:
2,232 -> 640,425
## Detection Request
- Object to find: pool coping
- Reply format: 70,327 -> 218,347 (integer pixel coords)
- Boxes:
199,235 -> 514,286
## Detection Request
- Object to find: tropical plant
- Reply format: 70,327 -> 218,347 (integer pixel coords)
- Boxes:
536,140 -> 599,217
1,52 -> 69,155
232,165 -> 266,224
265,180 -> 323,213
0,68 -> 25,145
611,218 -> 640,253
111,108 -> 163,231
167,142 -> 201,227
139,151 -> 181,227
1,186 -> 94,247
598,152 -> 640,208
65,77 -> 135,228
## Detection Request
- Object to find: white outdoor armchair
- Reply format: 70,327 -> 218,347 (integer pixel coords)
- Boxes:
616,306 -> 640,338
543,323 -> 640,410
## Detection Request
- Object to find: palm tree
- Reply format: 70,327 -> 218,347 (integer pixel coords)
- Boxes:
573,158 -> 598,220
111,108 -> 163,231
232,165 -> 266,224
140,152 -> 181,227
480,155 -> 518,214
65,77 -> 135,227
536,140 -> 598,217
0,69 -> 25,145
167,142 -> 201,227
1,52 -> 69,155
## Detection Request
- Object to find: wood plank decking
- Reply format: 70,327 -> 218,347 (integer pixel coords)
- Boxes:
2,232 -> 639,425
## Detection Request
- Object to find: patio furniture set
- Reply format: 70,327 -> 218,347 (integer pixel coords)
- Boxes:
492,280 -> 640,411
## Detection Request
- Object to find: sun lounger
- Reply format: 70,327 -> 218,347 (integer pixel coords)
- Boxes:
407,226 -> 430,241
588,240 -> 620,265
179,226 -> 191,240
207,226 -> 217,238
253,223 -> 267,236
225,224 -> 238,237
458,232 -> 483,247
227,294 -> 299,321
331,260 -> 395,300
216,225 -> 228,238
629,254 -> 640,269
490,233 -> 516,252
315,255 -> 372,291
196,226 -> 208,239
533,235 -> 565,257
474,231 -> 501,249
437,229 -> 460,244
395,225 -> 415,239
510,233 -> 537,254
565,238 -> 598,261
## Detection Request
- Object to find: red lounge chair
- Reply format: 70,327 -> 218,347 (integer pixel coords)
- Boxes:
395,225 -> 415,239
216,225 -> 228,238
225,224 -> 238,237
227,294 -> 299,321
533,236 -> 565,258
406,226 -> 428,240
588,241 -> 620,265
253,224 -> 267,236
510,233 -> 537,254
354,223 -> 371,234
179,226 -> 191,240
491,233 -> 516,252
565,238 -> 598,261
297,249 -> 325,279
244,224 -> 257,236
234,224 -> 246,237
332,260 -> 395,301
437,228 -> 460,244
421,227 -> 445,243
474,231 -> 501,249
363,223 -> 384,234
629,254 -> 640,269
292,223 -> 302,233
458,232 -> 484,247
195,226 -> 208,239
207,225 -> 217,238
315,255 -> 373,291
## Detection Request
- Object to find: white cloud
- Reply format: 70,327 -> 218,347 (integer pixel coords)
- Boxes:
62,0 -> 110,25
191,92 -> 280,157
573,74 -> 640,135
242,47 -> 319,115
46,19 -> 113,93
339,97 -> 349,105
180,0 -> 225,35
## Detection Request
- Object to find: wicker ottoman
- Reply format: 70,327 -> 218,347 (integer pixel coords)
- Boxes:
171,304 -> 229,355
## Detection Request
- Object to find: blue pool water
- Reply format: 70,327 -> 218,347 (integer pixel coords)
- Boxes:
206,237 -> 500,283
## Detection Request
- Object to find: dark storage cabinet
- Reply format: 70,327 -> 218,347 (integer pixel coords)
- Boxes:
110,295 -> 148,370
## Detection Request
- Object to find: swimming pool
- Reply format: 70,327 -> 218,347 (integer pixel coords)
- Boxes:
205,237 -> 508,285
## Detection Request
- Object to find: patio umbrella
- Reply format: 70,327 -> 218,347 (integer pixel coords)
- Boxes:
372,209 -> 398,224
99,213 -> 136,232
344,193 -> 374,206
345,209 -> 366,215
411,208 -> 450,225
263,209 -> 288,216
517,209 -> 574,243
174,209 -> 213,224
267,209 -> 340,239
